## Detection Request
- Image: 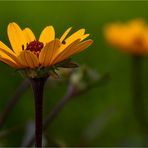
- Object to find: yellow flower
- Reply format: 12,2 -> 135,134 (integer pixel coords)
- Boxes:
104,19 -> 148,55
0,22 -> 93,70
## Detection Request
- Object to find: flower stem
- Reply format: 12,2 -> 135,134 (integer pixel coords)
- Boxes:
22,74 -> 109,147
30,77 -> 48,148
132,55 -> 148,145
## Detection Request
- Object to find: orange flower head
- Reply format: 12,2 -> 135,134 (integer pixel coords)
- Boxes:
0,22 -> 93,78
104,19 -> 148,55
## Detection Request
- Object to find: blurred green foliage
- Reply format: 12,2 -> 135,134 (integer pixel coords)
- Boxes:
0,1 -> 148,147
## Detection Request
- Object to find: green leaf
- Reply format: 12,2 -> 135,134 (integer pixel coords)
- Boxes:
59,62 -> 79,68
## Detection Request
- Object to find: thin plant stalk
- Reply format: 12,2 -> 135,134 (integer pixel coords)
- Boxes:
132,55 -> 148,146
30,77 -> 48,148
0,79 -> 29,128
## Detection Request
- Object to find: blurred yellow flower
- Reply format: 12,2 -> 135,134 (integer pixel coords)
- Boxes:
0,22 -> 93,69
104,19 -> 148,55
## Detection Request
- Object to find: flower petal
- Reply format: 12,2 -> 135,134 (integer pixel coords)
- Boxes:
0,47 -> 20,65
0,56 -> 20,68
7,22 -> 27,55
71,39 -> 93,55
65,28 -> 85,45
0,41 -> 21,64
52,39 -> 93,65
23,28 -> 36,43
39,39 -> 61,67
80,34 -> 90,41
60,27 -> 72,42
0,41 -> 16,56
39,26 -> 55,44
18,51 -> 39,68
51,39 -> 80,65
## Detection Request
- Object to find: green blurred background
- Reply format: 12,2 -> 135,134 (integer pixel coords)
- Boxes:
0,1 -> 148,147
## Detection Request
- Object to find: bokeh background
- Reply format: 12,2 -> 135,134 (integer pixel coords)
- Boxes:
0,1 -> 148,147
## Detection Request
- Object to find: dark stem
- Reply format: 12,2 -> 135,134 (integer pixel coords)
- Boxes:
132,55 -> 148,146
29,77 -> 48,148
0,79 -> 29,128
22,84 -> 77,147
22,74 -> 109,147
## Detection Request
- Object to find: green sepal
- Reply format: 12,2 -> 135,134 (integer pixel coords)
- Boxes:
17,58 -> 79,79
55,59 -> 79,68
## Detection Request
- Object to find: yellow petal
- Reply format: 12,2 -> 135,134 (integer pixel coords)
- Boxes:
0,41 -> 21,64
0,56 -> 20,68
39,26 -> 55,44
65,28 -> 85,45
0,41 -> 16,56
0,41 -> 13,53
18,51 -> 39,68
51,39 -> 80,65
39,39 -> 61,67
23,28 -> 36,43
0,47 -> 20,65
7,22 -> 27,55
80,34 -> 90,41
71,39 -> 93,55
53,29 -> 86,55
53,39 -> 93,65
60,27 -> 72,42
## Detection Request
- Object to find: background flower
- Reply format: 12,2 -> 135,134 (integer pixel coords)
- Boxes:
104,19 -> 148,55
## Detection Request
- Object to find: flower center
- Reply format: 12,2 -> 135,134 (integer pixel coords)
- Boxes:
26,40 -> 44,52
